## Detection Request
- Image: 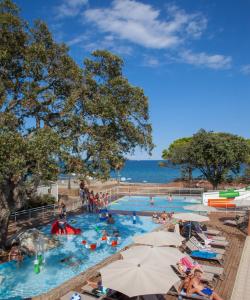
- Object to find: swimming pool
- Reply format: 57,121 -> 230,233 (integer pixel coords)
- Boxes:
0,214 -> 159,299
108,195 -> 201,212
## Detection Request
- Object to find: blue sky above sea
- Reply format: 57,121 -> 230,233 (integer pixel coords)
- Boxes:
16,0 -> 250,159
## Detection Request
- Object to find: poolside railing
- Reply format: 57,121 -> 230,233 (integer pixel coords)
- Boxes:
10,199 -> 83,223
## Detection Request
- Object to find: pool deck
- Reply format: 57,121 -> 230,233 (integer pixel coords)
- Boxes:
230,236 -> 250,300
30,212 -> 246,300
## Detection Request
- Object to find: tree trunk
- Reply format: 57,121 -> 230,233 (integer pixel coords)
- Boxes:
0,180 -> 27,249
0,207 -> 10,249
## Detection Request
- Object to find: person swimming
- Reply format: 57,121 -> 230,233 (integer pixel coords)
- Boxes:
107,213 -> 115,224
150,196 -> 154,205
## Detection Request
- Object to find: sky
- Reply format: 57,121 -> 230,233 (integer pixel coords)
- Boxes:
15,0 -> 250,160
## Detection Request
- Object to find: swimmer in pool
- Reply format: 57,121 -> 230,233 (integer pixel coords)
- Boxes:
150,196 -> 154,205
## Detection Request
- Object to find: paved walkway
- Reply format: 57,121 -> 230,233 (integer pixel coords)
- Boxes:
231,236 -> 250,300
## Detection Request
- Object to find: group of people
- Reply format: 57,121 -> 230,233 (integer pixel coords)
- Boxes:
149,194 -> 173,206
152,210 -> 174,224
79,181 -> 110,213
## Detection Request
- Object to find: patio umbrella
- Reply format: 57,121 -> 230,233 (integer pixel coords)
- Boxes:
184,204 -> 218,213
173,213 -> 209,239
100,259 -> 179,297
173,212 -> 209,222
121,245 -> 185,266
133,231 -> 184,247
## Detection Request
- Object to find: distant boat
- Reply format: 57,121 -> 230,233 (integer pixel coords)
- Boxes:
121,177 -> 126,182
142,180 -> 147,183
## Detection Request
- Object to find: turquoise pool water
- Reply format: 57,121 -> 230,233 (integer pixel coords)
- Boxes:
108,195 -> 201,212
0,214 -> 159,299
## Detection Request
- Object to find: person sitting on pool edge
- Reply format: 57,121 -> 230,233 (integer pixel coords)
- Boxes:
152,212 -> 159,223
160,211 -> 168,223
107,213 -> 115,224
187,269 -> 223,300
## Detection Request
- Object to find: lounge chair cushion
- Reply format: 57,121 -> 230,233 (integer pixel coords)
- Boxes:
191,250 -> 217,259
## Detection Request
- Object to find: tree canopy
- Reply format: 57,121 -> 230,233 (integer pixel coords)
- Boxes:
162,137 -> 193,181
0,0 -> 153,248
162,130 -> 250,189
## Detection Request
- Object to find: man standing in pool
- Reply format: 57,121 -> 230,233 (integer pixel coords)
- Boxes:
150,196 -> 154,205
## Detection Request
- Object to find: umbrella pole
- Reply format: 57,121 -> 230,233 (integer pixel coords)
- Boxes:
247,209 -> 250,236
189,221 -> 191,239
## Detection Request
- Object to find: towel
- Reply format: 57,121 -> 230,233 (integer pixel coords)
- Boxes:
191,250 -> 217,259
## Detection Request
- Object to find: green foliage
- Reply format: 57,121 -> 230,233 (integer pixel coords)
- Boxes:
188,130 -> 249,188
162,130 -> 250,188
0,0 -> 153,247
162,137 -> 193,181
25,194 -> 56,209
0,0 -> 152,186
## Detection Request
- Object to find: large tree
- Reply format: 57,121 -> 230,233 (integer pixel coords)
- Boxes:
188,130 -> 249,189
0,0 -> 153,248
163,130 -> 249,189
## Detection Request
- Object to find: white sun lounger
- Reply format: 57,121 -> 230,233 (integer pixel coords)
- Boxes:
190,237 -> 226,255
197,233 -> 229,248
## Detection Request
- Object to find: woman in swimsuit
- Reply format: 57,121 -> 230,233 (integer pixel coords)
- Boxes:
187,269 -> 223,300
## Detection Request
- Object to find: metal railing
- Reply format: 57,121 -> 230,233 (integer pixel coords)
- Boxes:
9,185 -> 204,224
10,200 -> 83,223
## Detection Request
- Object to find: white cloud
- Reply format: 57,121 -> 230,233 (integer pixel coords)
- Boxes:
83,0 -> 207,49
180,50 -> 232,70
68,34 -> 133,56
240,64 -> 250,75
142,56 -> 159,67
55,0 -> 88,18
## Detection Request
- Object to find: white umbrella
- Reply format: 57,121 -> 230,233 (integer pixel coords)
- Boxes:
133,231 -> 184,247
100,259 -> 179,297
121,245 -> 185,266
184,204 -> 218,212
173,212 -> 209,222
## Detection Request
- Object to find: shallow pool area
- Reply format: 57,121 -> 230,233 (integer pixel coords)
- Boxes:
0,214 -> 159,299
108,195 -> 201,212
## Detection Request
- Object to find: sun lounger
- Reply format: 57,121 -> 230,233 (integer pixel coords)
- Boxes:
224,215 -> 247,228
203,229 -> 220,236
185,241 -> 224,264
168,281 -> 210,300
172,264 -> 215,283
202,232 -> 227,241
185,254 -> 224,278
190,237 -> 226,255
223,219 -> 237,226
197,233 -> 229,248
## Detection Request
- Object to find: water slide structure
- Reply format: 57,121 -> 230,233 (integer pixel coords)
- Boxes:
203,187 -> 250,208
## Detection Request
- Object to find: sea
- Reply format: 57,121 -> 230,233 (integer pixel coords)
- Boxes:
110,160 -> 202,184
60,160 -> 245,184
